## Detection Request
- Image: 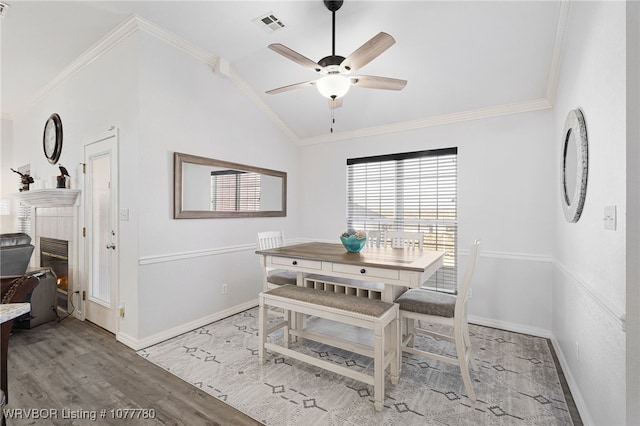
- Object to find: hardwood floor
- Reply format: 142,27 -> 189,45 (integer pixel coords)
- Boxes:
5,317 -> 263,426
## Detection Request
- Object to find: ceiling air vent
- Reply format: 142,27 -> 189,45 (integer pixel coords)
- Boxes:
253,12 -> 285,33
0,2 -> 10,18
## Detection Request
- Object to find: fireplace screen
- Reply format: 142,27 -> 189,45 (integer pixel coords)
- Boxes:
40,237 -> 69,311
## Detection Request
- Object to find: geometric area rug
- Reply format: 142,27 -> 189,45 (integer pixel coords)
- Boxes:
138,308 -> 574,425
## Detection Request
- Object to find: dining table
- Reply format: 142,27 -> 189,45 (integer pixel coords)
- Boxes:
1,302 -> 30,408
255,241 -> 446,303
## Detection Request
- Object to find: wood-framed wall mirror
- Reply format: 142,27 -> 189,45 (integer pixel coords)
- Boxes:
174,152 -> 287,219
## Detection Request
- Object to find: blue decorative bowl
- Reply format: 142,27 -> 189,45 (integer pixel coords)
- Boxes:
340,235 -> 367,253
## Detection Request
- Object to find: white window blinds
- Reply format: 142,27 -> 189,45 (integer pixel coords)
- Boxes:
17,203 -> 32,234
347,147 -> 458,292
211,171 -> 261,212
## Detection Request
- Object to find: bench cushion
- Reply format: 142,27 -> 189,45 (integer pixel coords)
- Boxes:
267,269 -> 297,286
395,288 -> 456,318
264,285 -> 394,318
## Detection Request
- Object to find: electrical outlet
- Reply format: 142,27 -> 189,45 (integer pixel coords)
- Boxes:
221,284 -> 228,294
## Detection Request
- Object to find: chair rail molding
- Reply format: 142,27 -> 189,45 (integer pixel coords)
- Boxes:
458,248 -> 552,263
553,258 -> 625,332
138,243 -> 255,265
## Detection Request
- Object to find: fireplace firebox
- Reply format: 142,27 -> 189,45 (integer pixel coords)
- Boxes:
40,237 -> 69,311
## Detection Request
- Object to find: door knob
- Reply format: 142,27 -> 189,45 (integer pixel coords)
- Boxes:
106,243 -> 116,250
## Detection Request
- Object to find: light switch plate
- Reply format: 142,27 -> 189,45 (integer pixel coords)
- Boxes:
604,205 -> 616,230
119,208 -> 129,221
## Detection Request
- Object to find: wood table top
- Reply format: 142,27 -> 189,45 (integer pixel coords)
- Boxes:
256,242 -> 445,272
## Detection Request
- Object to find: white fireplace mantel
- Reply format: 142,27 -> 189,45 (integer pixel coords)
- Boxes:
11,189 -> 80,208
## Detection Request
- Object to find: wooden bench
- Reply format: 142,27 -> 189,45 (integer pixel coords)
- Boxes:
258,285 -> 399,411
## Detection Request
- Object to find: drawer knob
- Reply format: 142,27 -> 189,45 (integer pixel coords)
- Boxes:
360,268 -> 366,274
292,260 -> 298,265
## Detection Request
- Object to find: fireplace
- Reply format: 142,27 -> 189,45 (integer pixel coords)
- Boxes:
40,237 -> 69,311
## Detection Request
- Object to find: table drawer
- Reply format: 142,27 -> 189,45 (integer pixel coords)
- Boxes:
272,256 -> 322,270
332,263 -> 399,280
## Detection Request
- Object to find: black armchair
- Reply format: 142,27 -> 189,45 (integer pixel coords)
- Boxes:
0,233 -> 34,276
0,233 -> 57,328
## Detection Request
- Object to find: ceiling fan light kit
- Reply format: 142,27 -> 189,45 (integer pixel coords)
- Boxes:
317,74 -> 351,99
266,0 -> 407,126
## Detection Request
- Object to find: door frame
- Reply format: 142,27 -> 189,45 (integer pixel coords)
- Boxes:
78,127 -> 119,333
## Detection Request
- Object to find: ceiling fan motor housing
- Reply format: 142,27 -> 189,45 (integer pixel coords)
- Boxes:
318,55 -> 346,68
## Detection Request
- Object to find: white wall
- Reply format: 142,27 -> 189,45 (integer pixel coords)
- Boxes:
135,33 -> 299,340
551,2 -> 627,424
298,109 -> 556,335
5,33 -> 141,337
0,118 -> 15,233
3,28 -> 300,346
626,2 -> 640,423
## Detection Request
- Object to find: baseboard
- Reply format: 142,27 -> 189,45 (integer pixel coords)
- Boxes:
468,314 -> 552,339
116,299 -> 258,350
550,336 -> 593,425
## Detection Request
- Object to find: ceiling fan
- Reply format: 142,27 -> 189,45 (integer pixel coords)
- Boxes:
265,0 -> 407,109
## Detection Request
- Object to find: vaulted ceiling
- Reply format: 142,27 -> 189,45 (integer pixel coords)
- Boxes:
1,1 -> 566,144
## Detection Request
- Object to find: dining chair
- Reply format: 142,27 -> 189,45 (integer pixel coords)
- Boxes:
394,239 -> 480,401
386,231 -> 424,249
256,231 -> 297,290
366,230 -> 386,248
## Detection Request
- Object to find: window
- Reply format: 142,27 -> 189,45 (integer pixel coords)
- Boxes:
346,147 -> 457,292
17,203 -> 32,234
211,170 -> 261,212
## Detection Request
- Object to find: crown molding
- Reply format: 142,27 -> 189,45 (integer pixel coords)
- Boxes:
226,68 -> 299,144
545,0 -> 571,105
13,15 -> 140,116
11,15 -> 220,117
298,98 -> 552,146
8,3 -> 568,145
296,1 -> 570,146
135,16 -> 218,68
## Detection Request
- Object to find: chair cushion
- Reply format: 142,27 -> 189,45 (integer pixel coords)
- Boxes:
267,269 -> 297,286
395,288 -> 456,318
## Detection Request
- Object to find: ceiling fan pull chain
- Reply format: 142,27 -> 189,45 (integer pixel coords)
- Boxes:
330,107 -> 334,133
330,101 -> 336,133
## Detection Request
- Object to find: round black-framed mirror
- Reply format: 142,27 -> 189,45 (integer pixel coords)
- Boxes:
561,108 -> 588,223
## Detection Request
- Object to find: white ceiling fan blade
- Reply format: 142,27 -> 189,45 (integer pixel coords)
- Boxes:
339,32 -> 396,74
351,75 -> 407,91
328,97 -> 343,109
268,44 -> 322,73
266,80 -> 317,95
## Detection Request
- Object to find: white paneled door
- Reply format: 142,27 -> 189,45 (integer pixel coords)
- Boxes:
83,130 -> 118,333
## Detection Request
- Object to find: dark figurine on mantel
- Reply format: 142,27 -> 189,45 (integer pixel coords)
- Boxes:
10,168 -> 34,192
57,166 -> 70,188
